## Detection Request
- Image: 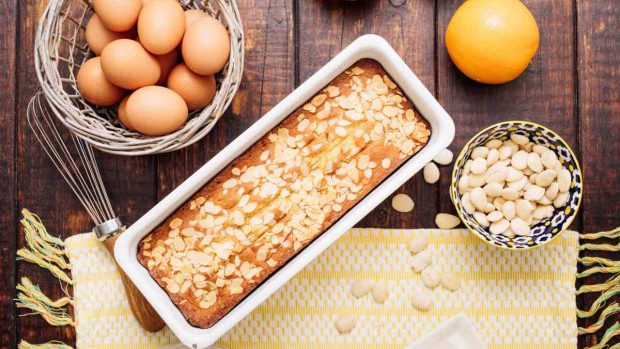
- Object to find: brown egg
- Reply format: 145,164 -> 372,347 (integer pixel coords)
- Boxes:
138,0 -> 185,55
117,95 -> 135,130
100,39 -> 161,89
77,57 -> 125,106
155,50 -> 179,85
167,63 -> 216,110
126,86 -> 188,136
93,0 -> 142,32
85,14 -> 134,55
184,9 -> 207,30
182,17 -> 230,75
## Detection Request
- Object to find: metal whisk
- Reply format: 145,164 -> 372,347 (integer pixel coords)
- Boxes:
26,91 -> 165,332
27,92 -> 122,239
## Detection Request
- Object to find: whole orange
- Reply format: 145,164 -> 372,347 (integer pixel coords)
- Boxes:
445,0 -> 540,84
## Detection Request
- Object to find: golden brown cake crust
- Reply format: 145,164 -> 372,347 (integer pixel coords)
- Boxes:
138,59 -> 430,328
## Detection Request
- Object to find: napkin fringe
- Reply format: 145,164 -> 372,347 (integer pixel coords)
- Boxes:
584,322 -> 620,349
576,273 -> 620,295
15,210 -> 75,348
18,340 -> 73,349
578,227 -> 620,348
16,209 -> 72,284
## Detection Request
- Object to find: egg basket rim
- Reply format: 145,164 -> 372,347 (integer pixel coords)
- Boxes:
34,0 -> 245,156
449,120 -> 583,251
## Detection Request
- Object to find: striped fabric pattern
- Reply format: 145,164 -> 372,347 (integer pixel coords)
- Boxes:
64,228 -> 579,349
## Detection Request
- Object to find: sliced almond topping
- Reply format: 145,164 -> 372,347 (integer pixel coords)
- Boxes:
311,94 -> 327,107
326,85 -> 340,97
351,66 -> 364,75
223,178 -> 238,189
166,282 -> 180,294
230,286 -> 244,295
302,103 -> 317,113
169,218 -> 183,229
382,158 -> 391,169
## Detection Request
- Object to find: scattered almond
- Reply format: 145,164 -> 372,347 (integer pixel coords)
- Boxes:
392,193 -> 415,213
435,213 -> 461,229
335,315 -> 356,334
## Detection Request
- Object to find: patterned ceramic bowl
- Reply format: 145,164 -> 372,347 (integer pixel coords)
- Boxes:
450,121 -> 583,250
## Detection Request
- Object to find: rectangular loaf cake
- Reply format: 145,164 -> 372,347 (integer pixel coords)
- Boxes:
138,59 -> 431,328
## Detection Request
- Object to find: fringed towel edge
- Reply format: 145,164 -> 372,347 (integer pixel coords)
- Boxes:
578,227 -> 620,348
15,210 -> 74,348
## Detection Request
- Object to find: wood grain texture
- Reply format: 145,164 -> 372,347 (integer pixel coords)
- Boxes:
436,0 -> 578,222
0,0 -> 17,347
297,0 -> 438,229
577,1 -> 620,346
16,1 -> 80,345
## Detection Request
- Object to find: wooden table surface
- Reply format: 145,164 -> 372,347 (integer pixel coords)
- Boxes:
1,0 -> 618,348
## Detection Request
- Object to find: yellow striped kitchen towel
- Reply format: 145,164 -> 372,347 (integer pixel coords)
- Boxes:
18,226 -> 582,348
59,228 -> 579,349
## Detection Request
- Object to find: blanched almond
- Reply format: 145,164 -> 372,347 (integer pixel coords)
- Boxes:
487,210 -> 504,222
471,146 -> 489,159
423,162 -> 440,184
335,315 -> 356,334
511,150 -> 529,170
545,182 -> 559,200
473,211 -> 490,227
510,134 -> 529,145
350,280 -> 373,298
411,250 -> 432,272
470,187 -> 488,211
486,148 -> 499,166
486,139 -> 503,149
541,150 -> 558,169
511,217 -> 531,236
461,192 -> 476,214
392,193 -> 414,213
372,282 -> 389,304
435,213 -> 461,229
441,272 -> 461,291
490,218 -> 509,235
470,158 -> 487,175
421,266 -> 441,288
411,289 -> 433,311
502,201 -> 516,220
558,169 -> 571,193
524,185 -> 545,201
407,235 -> 428,254
433,149 -> 454,165
527,152 -> 543,173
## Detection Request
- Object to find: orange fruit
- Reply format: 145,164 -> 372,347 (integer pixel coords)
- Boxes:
445,0 -> 540,84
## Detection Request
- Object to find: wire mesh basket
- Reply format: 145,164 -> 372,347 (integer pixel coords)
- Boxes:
34,0 -> 244,155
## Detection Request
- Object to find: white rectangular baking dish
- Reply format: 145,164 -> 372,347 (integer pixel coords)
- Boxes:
115,34 -> 455,349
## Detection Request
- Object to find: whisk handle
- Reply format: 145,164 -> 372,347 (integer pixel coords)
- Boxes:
103,235 -> 166,332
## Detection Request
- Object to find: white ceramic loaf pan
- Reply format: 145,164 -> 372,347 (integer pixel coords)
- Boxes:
115,34 -> 455,348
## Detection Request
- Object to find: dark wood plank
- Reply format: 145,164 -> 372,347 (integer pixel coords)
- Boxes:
0,0 -> 17,348
297,0 -> 438,229
577,1 -> 620,346
436,0 -> 578,221
15,1 -> 81,345
15,1 -> 157,348
156,0 -> 295,198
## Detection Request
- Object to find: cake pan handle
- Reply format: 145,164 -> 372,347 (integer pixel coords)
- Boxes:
104,235 -> 166,332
